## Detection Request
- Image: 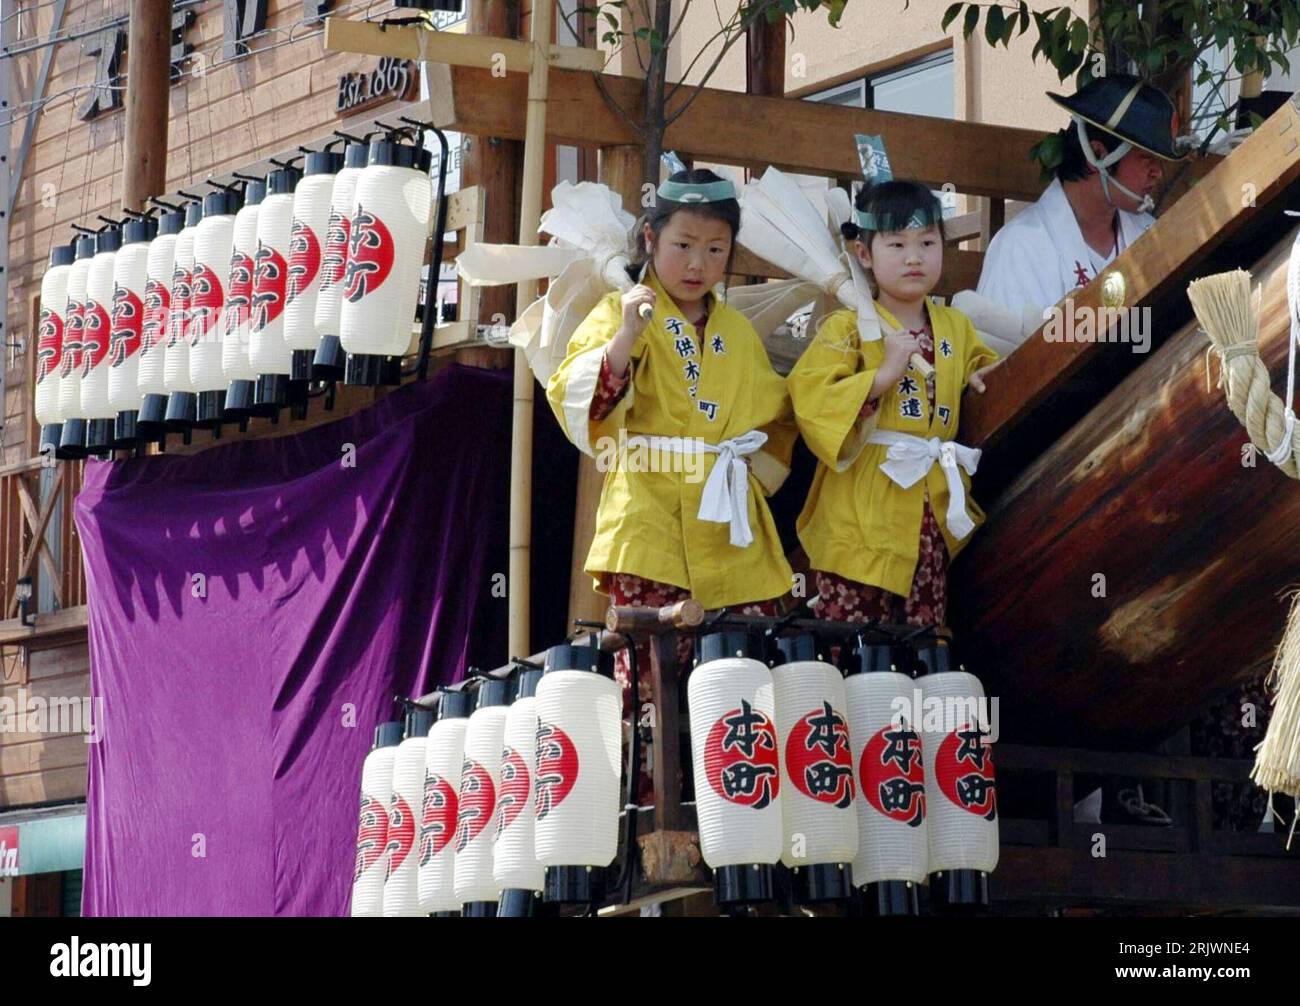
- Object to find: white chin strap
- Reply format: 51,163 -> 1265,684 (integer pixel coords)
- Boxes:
1074,116 -> 1154,214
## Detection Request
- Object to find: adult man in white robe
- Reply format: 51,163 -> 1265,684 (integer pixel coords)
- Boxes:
977,74 -> 1187,319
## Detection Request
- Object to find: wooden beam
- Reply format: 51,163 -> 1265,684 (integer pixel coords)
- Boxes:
419,64 -> 1049,201
962,95 -> 1300,453
0,604 -> 88,648
323,16 -> 604,74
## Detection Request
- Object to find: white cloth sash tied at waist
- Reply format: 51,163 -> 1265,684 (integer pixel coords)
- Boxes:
866,430 -> 982,540
625,431 -> 768,548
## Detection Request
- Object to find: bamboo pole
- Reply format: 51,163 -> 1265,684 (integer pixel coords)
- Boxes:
508,0 -> 555,657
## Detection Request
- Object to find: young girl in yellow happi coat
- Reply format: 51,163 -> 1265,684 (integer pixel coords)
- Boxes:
547,169 -> 796,793
789,168 -> 999,629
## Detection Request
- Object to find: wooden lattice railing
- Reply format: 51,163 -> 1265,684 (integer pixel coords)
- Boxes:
0,455 -> 86,620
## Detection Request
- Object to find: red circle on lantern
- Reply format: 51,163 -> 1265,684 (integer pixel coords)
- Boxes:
934,724 -> 997,820
495,747 -> 531,836
455,758 -> 496,852
418,772 -> 458,866
384,792 -> 416,878
353,792 -> 388,882
252,243 -> 288,331
142,280 -> 170,352
37,307 -> 63,383
535,722 -> 579,820
703,699 -> 780,809
861,722 -> 926,827
109,286 -> 144,366
189,263 -> 225,343
784,701 -> 855,808
287,219 -> 323,302
322,210 -> 351,289
81,298 -> 112,370
343,204 -> 395,303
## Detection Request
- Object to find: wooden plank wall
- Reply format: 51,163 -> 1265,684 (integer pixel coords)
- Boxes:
0,643 -> 92,806
5,0 -> 436,467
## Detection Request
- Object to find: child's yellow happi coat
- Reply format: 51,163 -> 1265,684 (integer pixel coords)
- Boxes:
788,300 -> 998,597
546,271 -> 796,609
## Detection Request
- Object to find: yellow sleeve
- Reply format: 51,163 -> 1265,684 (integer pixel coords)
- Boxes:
545,292 -> 638,457
788,311 -> 883,472
750,337 -> 797,497
961,313 -> 999,385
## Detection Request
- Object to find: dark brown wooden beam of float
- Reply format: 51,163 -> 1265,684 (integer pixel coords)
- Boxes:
950,223 -> 1300,750
961,96 -> 1300,455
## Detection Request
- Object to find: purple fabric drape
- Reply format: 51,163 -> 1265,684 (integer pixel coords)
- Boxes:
76,365 -> 510,916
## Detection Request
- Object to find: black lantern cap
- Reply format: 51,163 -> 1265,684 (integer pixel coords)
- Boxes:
372,721 -> 403,749
773,632 -> 830,665
544,641 -> 614,678
697,628 -> 767,665
183,201 -> 204,228
343,142 -> 369,170
73,233 -> 97,260
49,243 -> 75,267
94,227 -> 122,254
203,188 -> 242,218
403,704 -> 434,739
156,207 -> 185,236
436,689 -> 472,721
914,639 -> 955,677
304,149 -> 344,176
513,668 -> 543,700
475,678 -> 512,709
122,216 -> 157,244
266,165 -> 302,195
843,635 -> 898,676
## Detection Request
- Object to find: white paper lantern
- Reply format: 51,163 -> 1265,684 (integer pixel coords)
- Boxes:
106,218 -> 157,439
533,644 -> 622,904
771,635 -> 857,902
313,142 -> 367,376
338,140 -> 433,384
79,229 -> 120,426
418,690 -> 471,915
453,680 -> 511,913
916,642 -> 998,911
163,204 -> 201,397
57,239 -> 95,425
493,671 -> 546,914
284,151 -> 341,379
350,721 -> 402,918
844,638 -> 928,915
687,631 -> 783,908
248,167 -> 299,396
35,244 -> 74,448
383,707 -> 433,918
136,211 -> 181,433
189,190 -> 240,422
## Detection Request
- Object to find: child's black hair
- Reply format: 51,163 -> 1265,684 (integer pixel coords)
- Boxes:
1054,120 -> 1126,182
839,179 -> 947,246
627,167 -> 741,285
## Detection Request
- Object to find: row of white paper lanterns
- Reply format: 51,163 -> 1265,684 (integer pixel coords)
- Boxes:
351,633 -> 996,917
34,135 -> 434,455
351,644 -> 622,918
689,632 -> 998,912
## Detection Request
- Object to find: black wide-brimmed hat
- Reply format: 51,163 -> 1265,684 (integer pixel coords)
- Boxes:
1048,74 -> 1186,161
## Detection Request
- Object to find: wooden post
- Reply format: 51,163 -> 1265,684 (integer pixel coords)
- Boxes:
121,0 -> 171,212
745,16 -> 785,99
508,0 -> 557,658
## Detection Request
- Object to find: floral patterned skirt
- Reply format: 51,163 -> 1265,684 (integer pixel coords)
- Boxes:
809,496 -> 950,628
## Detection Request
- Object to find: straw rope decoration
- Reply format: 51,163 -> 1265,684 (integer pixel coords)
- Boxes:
1188,230 -> 1300,838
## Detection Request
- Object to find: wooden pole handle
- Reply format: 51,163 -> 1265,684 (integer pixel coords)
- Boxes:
605,599 -> 705,634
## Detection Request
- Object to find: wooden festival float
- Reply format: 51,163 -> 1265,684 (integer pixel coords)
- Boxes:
309,12 -> 1300,913
13,3 -> 1300,914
